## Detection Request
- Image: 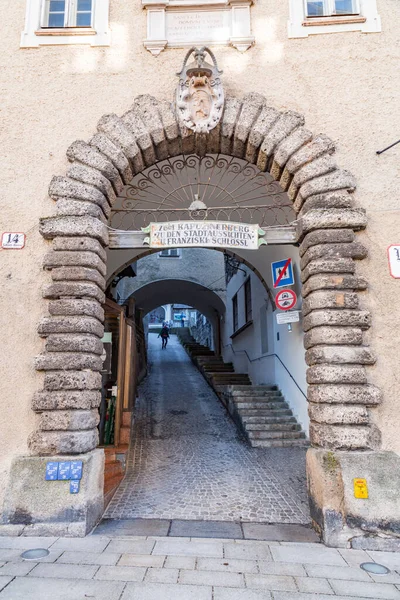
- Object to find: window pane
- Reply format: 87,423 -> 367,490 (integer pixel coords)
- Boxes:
48,12 -> 65,26
306,1 -> 325,16
76,12 -> 92,26
334,0 -> 356,13
77,0 -> 92,10
49,0 -> 65,11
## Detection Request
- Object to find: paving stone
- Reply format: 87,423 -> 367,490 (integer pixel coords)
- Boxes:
273,594 -> 373,600
0,537 -> 57,550
304,563 -> 371,581
170,520 -> 242,539
95,565 -> 146,582
0,548 -> 63,563
271,544 -> 347,566
105,540 -> 155,555
0,562 -> 36,576
258,561 -> 306,576
118,554 -> 165,568
338,548 -> 371,566
295,576 -> 334,594
0,577 -> 124,599
179,568 -> 244,587
94,519 -> 170,537
164,556 -> 196,570
51,537 -> 110,553
242,524 -> 318,543
145,567 -> 179,583
367,551 -> 400,570
57,551 -> 121,566
245,573 -> 297,591
224,543 -> 272,561
196,557 -> 258,573
153,540 -> 223,557
121,582 -> 212,599
0,577 -> 12,593
329,578 -> 400,599
28,563 -> 98,579
213,589 -> 272,600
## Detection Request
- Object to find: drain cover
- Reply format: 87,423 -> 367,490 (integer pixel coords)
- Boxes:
360,562 -> 390,575
21,548 -> 50,560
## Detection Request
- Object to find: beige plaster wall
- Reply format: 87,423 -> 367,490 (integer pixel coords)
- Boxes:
0,0 -> 399,504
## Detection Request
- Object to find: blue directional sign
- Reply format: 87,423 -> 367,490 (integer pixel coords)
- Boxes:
45,462 -> 59,481
70,480 -> 80,494
58,462 -> 71,481
70,461 -> 83,480
271,258 -> 295,289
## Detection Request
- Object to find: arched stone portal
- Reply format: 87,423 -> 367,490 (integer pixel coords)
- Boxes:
16,91 -> 384,544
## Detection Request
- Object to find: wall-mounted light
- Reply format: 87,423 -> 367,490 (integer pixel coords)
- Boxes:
287,324 -> 293,333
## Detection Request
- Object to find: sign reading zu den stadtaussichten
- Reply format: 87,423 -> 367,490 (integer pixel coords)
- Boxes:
143,221 -> 265,251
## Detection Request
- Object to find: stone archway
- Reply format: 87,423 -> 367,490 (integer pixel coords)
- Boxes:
30,92 -> 383,543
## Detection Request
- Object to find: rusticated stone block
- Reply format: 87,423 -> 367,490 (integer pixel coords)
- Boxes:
309,403 -> 369,425
49,176 -> 110,217
51,267 -> 106,291
55,198 -> 107,222
272,127 -> 313,170
286,134 -> 335,174
46,334 -> 103,354
39,216 -> 108,246
304,326 -> 363,348
48,299 -> 104,321
52,237 -> 107,262
307,364 -> 367,384
122,109 -> 156,166
90,132 -> 133,183
43,281 -> 105,304
246,105 -> 279,163
133,95 -> 169,159
298,192 -> 353,215
67,140 -> 123,194
299,228 -> 355,256
306,345 -> 375,366
310,423 -> 379,450
301,242 -> 368,270
39,409 -> 99,431
207,122 -> 221,154
67,164 -> 117,206
257,111 -> 305,171
38,316 -> 104,338
296,209 -> 367,239
302,274 -> 368,298
44,250 -> 106,277
303,309 -> 371,331
35,352 -> 103,371
97,114 -> 145,174
308,384 -> 382,405
44,370 -> 102,391
158,100 -> 180,155
233,92 -> 265,159
303,290 -> 359,316
221,97 -> 243,155
301,258 -> 355,283
293,154 -> 337,189
32,390 -> 101,411
298,169 -> 356,202
178,123 -> 195,154
28,429 -> 98,455
195,132 -> 207,157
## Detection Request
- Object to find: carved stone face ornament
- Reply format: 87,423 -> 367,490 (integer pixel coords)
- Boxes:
176,47 -> 224,134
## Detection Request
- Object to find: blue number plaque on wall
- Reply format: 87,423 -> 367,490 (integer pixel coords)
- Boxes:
70,461 -> 83,480
58,462 -> 71,480
45,462 -> 59,481
70,480 -> 80,494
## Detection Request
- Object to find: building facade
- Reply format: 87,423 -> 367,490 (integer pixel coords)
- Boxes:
0,0 -> 399,547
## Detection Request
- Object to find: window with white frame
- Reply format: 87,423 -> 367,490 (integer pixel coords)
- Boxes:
20,0 -> 110,47
288,0 -> 381,37
158,249 -> 180,258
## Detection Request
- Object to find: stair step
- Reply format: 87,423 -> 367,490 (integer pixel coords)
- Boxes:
252,439 -> 310,448
104,473 -> 124,495
104,460 -> 124,478
245,423 -> 302,432
241,416 -> 297,424
239,409 -> 293,417
230,389 -> 280,396
248,430 -> 306,440
236,402 -> 290,410
234,395 -> 283,403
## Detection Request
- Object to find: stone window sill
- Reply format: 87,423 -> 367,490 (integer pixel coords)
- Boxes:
231,320 -> 253,339
302,16 -> 366,27
35,28 -> 96,36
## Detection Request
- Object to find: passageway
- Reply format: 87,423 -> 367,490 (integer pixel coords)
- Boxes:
105,334 -> 310,524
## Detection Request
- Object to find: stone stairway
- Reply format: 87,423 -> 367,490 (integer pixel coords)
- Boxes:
176,329 -> 308,448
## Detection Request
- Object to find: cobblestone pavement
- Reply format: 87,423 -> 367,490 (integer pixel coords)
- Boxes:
1,535 -> 400,599
105,335 -> 310,524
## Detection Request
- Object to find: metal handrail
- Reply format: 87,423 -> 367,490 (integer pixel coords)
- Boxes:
222,343 -> 307,400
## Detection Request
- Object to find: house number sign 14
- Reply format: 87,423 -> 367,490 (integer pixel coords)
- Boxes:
388,245 -> 400,279
2,232 -> 26,249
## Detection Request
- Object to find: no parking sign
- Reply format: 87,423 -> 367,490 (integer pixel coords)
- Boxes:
275,289 -> 297,311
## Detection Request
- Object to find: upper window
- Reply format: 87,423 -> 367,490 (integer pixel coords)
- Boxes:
158,249 -> 180,258
244,278 -> 252,324
20,0 -> 110,47
232,294 -> 238,333
288,0 -> 381,38
42,0 -> 93,28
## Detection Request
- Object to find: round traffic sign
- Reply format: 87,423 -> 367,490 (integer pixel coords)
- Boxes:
275,288 -> 297,311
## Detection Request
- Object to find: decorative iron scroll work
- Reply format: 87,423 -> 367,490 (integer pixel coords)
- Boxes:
110,154 -> 295,232
176,47 -> 224,133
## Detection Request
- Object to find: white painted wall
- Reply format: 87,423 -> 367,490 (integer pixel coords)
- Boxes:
222,246 -> 309,434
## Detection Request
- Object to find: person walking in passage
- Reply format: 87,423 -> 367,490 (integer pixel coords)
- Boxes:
158,324 -> 170,349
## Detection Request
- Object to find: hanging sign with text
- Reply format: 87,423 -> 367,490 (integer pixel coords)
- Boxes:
143,221 -> 265,250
